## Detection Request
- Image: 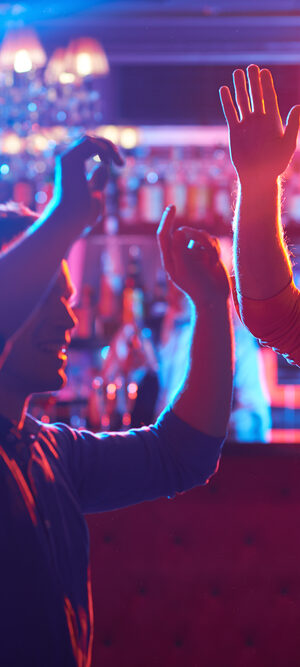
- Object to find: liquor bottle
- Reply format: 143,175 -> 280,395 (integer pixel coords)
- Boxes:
209,148 -> 234,227
96,243 -> 123,338
286,163 -> 300,225
104,168 -> 119,219
146,268 -> 167,344
74,284 -> 94,339
164,158 -> 187,218
122,245 -> 144,326
87,376 -> 104,431
211,167 -> 232,227
118,156 -> 139,225
138,161 -> 164,224
13,180 -> 34,208
186,160 -> 211,224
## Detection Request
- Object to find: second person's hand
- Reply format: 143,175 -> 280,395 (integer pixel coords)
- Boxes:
219,64 -> 300,183
157,205 -> 230,308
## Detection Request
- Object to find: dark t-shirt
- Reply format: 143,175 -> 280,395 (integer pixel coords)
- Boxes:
0,409 -> 224,666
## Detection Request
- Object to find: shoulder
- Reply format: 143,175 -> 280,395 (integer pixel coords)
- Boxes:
25,414 -> 79,459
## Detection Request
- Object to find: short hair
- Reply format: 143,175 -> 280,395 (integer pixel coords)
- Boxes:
0,201 -> 39,251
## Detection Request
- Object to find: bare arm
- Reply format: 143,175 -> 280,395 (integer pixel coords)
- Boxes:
220,65 -> 300,299
0,136 -> 123,344
157,206 -> 234,437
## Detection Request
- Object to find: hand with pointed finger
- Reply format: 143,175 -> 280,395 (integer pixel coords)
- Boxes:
157,205 -> 230,307
219,64 -> 300,182
53,135 -> 125,235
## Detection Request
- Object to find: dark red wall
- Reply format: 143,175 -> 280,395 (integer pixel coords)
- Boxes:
87,443 -> 300,667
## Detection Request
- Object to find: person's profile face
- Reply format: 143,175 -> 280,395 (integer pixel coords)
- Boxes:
1,260 -> 77,396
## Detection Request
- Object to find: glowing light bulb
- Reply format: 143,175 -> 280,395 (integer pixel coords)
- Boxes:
122,413 -> 131,427
76,52 -> 92,77
127,382 -> 138,394
107,383 -> 117,399
14,49 -> 32,73
2,133 -> 22,154
120,128 -> 138,150
59,72 -> 75,84
97,126 -> 119,144
101,414 -> 110,428
127,382 -> 138,400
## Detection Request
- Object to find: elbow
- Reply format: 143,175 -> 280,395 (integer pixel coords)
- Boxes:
175,450 -> 223,493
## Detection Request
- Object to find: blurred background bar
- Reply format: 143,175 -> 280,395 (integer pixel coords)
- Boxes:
1,0 -> 300,442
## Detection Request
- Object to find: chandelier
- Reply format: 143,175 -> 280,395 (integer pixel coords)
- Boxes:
0,26 -> 110,186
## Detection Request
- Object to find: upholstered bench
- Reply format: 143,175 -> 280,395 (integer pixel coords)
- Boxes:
87,443 -> 300,667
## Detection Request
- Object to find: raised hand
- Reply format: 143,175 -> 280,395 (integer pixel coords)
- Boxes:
157,205 -> 230,307
219,65 -> 300,182
53,135 -> 124,234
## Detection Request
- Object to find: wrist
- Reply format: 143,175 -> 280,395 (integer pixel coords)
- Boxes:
238,173 -> 280,192
192,293 -> 231,315
38,202 -> 79,254
47,201 -> 82,236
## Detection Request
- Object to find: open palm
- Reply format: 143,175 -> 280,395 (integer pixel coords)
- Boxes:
220,65 -> 300,181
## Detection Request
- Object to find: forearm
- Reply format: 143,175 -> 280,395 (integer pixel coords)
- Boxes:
172,297 -> 234,437
0,135 -> 123,344
0,204 -> 74,340
234,177 -> 292,299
